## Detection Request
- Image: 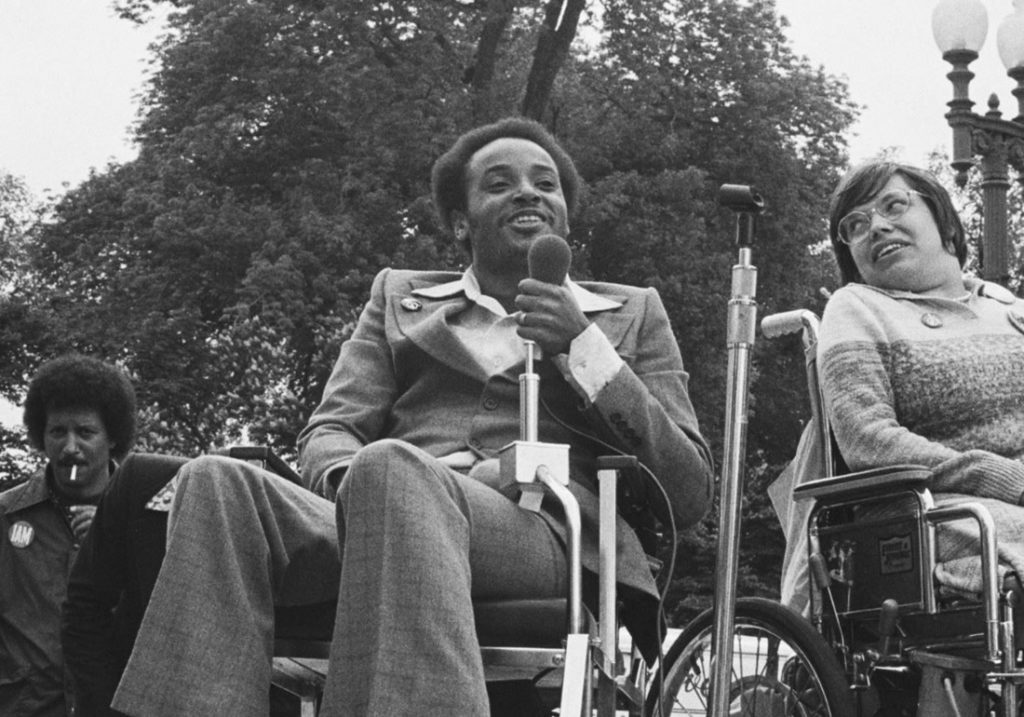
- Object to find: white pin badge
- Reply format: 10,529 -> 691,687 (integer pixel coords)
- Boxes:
921,312 -> 943,329
8,521 -> 34,548
400,298 -> 422,312
145,479 -> 176,512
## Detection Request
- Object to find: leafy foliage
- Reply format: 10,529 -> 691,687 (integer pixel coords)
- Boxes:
3,0 -> 860,620
0,171 -> 48,483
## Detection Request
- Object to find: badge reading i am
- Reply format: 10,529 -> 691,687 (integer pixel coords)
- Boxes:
9,521 -> 34,548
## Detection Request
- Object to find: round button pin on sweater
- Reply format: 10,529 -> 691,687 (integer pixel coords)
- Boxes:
920,313 -> 943,329
400,298 -> 422,312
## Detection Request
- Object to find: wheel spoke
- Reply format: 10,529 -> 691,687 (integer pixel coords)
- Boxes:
646,599 -> 852,717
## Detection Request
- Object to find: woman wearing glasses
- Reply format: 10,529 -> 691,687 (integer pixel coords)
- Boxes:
818,160 -> 1024,594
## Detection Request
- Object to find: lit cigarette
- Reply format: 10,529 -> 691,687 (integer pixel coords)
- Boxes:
69,465 -> 77,482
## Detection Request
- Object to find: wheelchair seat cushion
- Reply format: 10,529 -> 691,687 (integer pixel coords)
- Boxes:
473,598 -> 568,648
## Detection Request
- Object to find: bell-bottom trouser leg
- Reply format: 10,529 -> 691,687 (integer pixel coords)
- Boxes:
322,439 -> 567,716
113,441 -> 567,717
113,455 -> 339,715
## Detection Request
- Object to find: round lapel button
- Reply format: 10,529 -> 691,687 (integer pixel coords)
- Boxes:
8,521 -> 34,548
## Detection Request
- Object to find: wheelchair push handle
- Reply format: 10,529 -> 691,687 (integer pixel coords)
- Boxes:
760,309 -> 820,340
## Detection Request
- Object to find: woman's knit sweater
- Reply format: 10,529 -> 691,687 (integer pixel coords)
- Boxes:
819,278 -> 1024,501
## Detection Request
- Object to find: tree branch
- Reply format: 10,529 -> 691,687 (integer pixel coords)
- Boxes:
521,0 -> 584,121
470,0 -> 518,124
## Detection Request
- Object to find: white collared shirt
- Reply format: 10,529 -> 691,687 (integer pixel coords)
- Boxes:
405,268 -> 622,471
414,267 -> 624,394
411,268 -> 625,469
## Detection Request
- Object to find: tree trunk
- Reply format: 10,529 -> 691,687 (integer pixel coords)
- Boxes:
521,0 -> 584,121
471,0 -> 518,124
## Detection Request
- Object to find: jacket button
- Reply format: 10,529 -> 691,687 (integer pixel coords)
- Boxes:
483,397 -> 499,410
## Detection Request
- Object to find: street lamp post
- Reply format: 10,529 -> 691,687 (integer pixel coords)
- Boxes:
933,0 -> 1024,287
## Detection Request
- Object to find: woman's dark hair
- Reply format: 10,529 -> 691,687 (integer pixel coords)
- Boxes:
828,161 -> 967,285
24,354 -> 137,459
431,116 -> 582,253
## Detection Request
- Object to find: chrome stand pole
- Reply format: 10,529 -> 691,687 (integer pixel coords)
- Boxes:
709,185 -> 763,716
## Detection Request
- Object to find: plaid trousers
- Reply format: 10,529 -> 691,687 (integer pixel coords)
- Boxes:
113,440 -> 565,716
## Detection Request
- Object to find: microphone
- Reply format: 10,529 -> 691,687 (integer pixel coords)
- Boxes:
528,234 -> 571,285
520,235 -> 570,442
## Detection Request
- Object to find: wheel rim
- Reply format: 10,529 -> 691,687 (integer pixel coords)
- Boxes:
653,620 -> 835,717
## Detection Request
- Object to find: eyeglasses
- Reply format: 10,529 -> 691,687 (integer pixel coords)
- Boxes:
837,189 -> 926,245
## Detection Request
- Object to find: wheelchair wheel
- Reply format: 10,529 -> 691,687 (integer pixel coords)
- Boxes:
644,597 -> 854,717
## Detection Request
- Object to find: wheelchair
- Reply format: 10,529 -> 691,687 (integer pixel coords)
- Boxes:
246,444 -> 855,717
647,307 -> 1024,717
639,306 -> 1024,717
230,448 -> 686,717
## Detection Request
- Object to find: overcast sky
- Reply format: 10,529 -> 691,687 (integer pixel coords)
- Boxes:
774,0 -> 1019,166
2,0 -> 1020,195
0,1 -> 163,197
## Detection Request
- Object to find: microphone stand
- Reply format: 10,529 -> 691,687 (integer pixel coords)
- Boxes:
499,336 -> 589,715
709,184 -> 764,717
521,340 -> 540,442
499,339 -> 575,614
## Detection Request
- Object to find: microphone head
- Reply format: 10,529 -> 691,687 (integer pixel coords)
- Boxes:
527,234 -> 572,285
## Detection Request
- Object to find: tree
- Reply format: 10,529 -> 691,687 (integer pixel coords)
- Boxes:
0,170 -> 45,486
6,0 -> 857,618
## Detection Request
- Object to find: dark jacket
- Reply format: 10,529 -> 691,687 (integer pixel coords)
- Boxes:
1,469 -> 78,717
61,453 -> 188,717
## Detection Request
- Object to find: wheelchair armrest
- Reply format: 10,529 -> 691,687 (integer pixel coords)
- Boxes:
218,446 -> 302,486
792,464 -> 932,503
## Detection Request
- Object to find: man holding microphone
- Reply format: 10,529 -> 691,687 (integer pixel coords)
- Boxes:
113,117 -> 714,716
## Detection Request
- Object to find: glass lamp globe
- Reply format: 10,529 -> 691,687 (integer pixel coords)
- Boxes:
932,0 -> 989,54
998,0 -> 1024,70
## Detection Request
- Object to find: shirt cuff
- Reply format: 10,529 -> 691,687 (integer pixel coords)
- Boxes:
555,323 -> 623,402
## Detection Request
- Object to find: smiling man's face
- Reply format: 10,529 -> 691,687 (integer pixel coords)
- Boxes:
455,137 -> 569,280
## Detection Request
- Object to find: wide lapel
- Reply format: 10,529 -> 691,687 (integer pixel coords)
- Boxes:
574,283 -> 637,353
590,310 -> 635,351
391,277 -> 492,383
390,275 -> 640,381
6,471 -> 49,513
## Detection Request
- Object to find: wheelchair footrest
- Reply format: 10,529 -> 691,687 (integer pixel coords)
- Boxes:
911,649 -> 991,717
909,648 -> 993,673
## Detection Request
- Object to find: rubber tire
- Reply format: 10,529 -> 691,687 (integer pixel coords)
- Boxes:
644,597 -> 855,717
